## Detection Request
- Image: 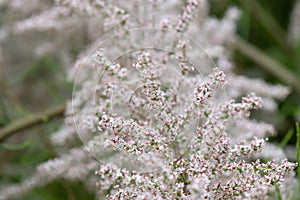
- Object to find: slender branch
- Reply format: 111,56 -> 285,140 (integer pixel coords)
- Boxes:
232,37 -> 300,93
0,103 -> 66,142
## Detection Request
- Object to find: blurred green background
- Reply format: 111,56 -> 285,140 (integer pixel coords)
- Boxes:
212,0 -> 300,142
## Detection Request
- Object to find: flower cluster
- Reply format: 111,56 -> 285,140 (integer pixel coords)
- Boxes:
92,63 -> 296,199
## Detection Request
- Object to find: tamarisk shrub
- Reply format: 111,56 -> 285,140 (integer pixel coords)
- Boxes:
0,0 -> 297,199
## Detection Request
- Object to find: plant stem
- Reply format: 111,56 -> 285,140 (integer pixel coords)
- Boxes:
279,128 -> 294,149
232,37 -> 300,93
275,184 -> 282,200
0,103 -> 66,142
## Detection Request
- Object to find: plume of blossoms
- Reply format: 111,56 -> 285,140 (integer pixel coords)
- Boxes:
92,60 -> 296,199
0,0 -> 298,200
71,44 -> 295,199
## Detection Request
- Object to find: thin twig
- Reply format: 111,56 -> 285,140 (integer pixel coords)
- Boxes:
232,37 -> 300,93
0,103 -> 66,142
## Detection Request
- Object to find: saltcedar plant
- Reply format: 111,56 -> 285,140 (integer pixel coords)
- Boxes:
0,0 -> 297,200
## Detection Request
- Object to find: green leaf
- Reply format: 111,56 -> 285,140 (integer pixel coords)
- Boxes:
0,140 -> 32,150
279,128 -> 294,148
296,122 -> 300,198
42,115 -> 50,122
296,122 -> 300,161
